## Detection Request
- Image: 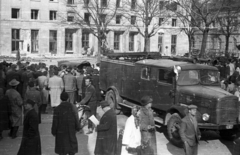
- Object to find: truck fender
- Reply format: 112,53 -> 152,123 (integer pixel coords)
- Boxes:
164,105 -> 188,125
107,86 -> 122,109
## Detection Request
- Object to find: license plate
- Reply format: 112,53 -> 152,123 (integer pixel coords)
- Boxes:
226,125 -> 233,129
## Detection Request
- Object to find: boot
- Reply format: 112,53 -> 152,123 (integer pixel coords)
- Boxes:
11,126 -> 19,139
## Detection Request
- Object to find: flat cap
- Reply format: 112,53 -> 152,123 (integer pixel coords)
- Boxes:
188,105 -> 198,109
140,96 -> 153,106
100,100 -> 110,108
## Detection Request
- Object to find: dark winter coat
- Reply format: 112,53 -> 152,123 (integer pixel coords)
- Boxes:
51,101 -> 80,155
17,109 -> 41,155
79,84 -> 97,106
0,96 -> 11,131
92,74 -> 101,101
94,109 -> 117,155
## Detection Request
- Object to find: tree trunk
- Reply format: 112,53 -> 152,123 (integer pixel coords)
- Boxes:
188,35 -> 192,58
225,35 -> 230,57
200,28 -> 209,58
143,26 -> 150,53
97,39 -> 102,63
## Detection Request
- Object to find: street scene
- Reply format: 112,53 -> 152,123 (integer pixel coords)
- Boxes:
1,0 -> 240,155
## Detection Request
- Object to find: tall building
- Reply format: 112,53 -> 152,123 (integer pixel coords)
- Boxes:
0,0 -> 189,56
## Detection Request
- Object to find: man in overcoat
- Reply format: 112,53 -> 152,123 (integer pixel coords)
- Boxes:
52,92 -> 80,155
5,79 -> 23,139
17,99 -> 41,155
78,76 -> 97,134
179,105 -> 201,155
0,88 -> 11,140
94,101 -> 117,155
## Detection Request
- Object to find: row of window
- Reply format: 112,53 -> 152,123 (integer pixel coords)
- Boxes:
12,8 -> 57,20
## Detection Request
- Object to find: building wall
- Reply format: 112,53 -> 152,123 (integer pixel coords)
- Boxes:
0,0 -> 189,56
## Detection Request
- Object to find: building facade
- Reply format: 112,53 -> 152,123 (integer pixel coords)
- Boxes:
0,0 -> 189,57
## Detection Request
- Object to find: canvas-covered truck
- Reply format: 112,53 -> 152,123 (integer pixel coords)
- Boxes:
99,52 -> 240,147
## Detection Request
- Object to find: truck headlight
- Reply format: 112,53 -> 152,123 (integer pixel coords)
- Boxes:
202,113 -> 210,121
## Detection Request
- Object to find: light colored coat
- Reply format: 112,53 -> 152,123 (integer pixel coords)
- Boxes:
121,115 -> 141,155
48,75 -> 64,107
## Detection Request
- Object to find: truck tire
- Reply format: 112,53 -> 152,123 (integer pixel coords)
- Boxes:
219,129 -> 237,140
167,114 -> 183,148
105,90 -> 121,114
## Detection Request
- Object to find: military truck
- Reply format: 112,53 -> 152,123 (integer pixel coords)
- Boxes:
99,52 -> 240,147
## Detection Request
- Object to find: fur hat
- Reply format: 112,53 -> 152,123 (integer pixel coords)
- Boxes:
140,96 -> 153,106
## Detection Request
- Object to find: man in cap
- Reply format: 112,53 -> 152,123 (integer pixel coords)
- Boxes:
52,92 -> 80,155
179,105 -> 201,155
63,66 -> 77,104
94,101 -> 117,155
5,79 -> 23,139
17,99 -> 41,155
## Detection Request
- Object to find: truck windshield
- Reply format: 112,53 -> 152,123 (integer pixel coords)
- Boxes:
177,70 -> 220,86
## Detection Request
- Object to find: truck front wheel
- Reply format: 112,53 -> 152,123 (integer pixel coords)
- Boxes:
167,114 -> 183,148
105,90 -> 121,114
219,129 -> 238,140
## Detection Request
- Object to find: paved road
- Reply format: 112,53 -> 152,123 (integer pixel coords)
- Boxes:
0,107 -> 239,155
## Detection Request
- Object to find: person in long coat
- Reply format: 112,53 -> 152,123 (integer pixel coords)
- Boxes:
94,101 -> 117,155
48,70 -> 64,108
5,79 -> 23,139
17,99 -> 41,155
0,88 -> 11,140
51,92 -> 80,155
179,105 -> 201,155
138,96 -> 157,155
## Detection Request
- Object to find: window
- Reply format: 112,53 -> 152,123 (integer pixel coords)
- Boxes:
159,1 -> 164,10
116,0 -> 121,8
171,35 -> 177,55
67,12 -> 74,22
31,30 -> 39,53
100,14 -> 106,24
67,0 -> 74,4
167,2 -> 177,11
65,29 -> 73,51
172,19 -> 177,27
116,15 -> 121,24
84,13 -> 90,24
50,0 -> 58,2
114,32 -> 120,50
82,32 -> 89,48
159,18 -> 164,26
101,0 -> 107,7
84,0 -> 89,6
158,69 -> 173,84
131,0 -> 136,9
12,8 -> 20,19
31,10 -> 39,20
141,67 -> 151,80
131,16 -> 136,25
49,30 -> 57,54
158,33 -> 163,53
50,11 -> 57,20
129,33 -> 134,51
12,29 -> 20,53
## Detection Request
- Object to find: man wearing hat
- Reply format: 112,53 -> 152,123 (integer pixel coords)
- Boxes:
63,66 -> 77,104
17,99 -> 41,155
94,101 -> 117,155
52,92 -> 80,155
138,95 -> 157,155
5,79 -> 23,139
180,105 -> 201,155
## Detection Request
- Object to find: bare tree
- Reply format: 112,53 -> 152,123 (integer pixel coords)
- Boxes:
59,0 -> 118,61
174,0 -> 224,57
122,0 -> 170,53
216,0 -> 240,56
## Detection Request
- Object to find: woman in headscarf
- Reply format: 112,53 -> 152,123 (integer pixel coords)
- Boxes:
121,106 -> 141,155
138,96 -> 157,155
